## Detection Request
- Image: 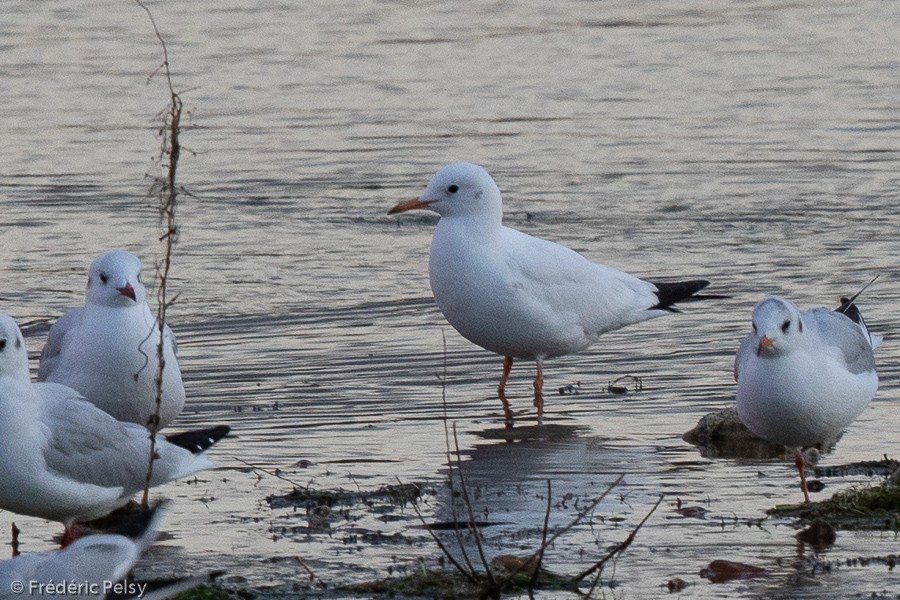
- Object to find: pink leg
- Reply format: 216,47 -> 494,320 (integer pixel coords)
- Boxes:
10,523 -> 20,558
794,450 -> 811,503
60,523 -> 77,548
533,359 -> 544,418
497,356 -> 514,424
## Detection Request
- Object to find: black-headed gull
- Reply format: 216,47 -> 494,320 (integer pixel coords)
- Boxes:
37,250 -> 185,429
389,162 -> 719,422
0,504 -> 165,600
0,313 -> 228,542
734,294 -> 880,502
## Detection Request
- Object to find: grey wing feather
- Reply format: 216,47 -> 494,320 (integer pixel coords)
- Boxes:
164,322 -> 178,356
805,307 -> 876,375
0,536 -> 141,600
37,308 -> 83,381
733,333 -> 755,382
37,383 -> 151,493
44,536 -> 140,585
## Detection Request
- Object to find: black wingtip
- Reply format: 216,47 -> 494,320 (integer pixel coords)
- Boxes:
649,279 -> 726,312
101,500 -> 167,540
165,425 -> 231,454
835,275 -> 879,318
836,297 -> 865,324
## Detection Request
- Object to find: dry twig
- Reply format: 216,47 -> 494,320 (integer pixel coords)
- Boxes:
136,0 -> 184,508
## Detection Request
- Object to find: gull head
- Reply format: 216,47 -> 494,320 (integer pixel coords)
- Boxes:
0,313 -> 29,380
85,250 -> 147,308
750,296 -> 804,357
389,162 -> 503,221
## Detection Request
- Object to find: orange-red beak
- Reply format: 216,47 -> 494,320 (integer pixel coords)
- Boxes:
756,335 -> 773,355
117,284 -> 136,301
388,197 -> 429,215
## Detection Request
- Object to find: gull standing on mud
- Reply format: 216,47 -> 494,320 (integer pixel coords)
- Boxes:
37,250 -> 185,429
0,313 -> 228,544
389,162 -> 719,423
734,293 -> 880,502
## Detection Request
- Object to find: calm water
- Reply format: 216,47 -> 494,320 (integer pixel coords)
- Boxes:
1,0 -> 899,597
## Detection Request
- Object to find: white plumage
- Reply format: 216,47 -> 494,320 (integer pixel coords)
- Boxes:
0,313 -> 214,531
37,250 -> 185,429
734,295 -> 879,501
390,162 -> 714,421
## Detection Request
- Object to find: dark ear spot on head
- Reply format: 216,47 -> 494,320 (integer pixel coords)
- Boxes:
798,318 -> 803,333
15,336 -> 22,349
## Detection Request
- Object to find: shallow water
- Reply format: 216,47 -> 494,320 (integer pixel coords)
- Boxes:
2,0 -> 900,597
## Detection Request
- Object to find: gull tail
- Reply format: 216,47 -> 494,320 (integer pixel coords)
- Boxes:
835,275 -> 882,349
105,501 -> 167,552
165,425 -> 231,455
649,279 -> 727,312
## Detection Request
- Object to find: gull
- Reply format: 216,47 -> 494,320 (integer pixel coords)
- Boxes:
734,292 -> 880,502
0,504 -> 165,600
37,250 -> 185,429
0,313 -> 228,543
389,162 -> 719,422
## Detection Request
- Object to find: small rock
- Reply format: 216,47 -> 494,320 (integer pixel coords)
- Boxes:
701,559 -> 769,583
806,480 -> 825,493
490,554 -> 540,575
796,520 -> 836,548
683,405 -> 838,460
676,506 -> 709,519
666,577 -> 688,592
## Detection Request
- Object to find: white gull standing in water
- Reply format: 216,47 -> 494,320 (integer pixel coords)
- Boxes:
37,250 -> 185,429
734,292 -> 880,502
389,162 -> 720,423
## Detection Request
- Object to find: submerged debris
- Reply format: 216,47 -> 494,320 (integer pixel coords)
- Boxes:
269,482 -> 423,510
814,457 -> 900,479
607,375 -> 642,395
666,577 -> 688,592
340,566 -> 573,599
795,519 -> 837,548
557,381 -> 581,395
701,559 -> 769,583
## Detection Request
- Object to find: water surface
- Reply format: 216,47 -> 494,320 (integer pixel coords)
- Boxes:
1,0 -> 899,597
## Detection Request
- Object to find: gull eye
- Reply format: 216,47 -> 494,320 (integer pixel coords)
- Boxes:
447,184 -> 459,194
99,272 -> 109,284
0,338 -> 6,351
781,320 -> 791,333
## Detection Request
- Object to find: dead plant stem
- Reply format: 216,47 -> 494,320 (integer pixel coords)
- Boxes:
439,330 -> 479,578
527,479 -> 553,597
136,0 -> 183,508
574,493 -> 665,585
451,423 -> 497,591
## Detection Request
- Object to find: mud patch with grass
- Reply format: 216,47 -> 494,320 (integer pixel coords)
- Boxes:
768,457 -> 900,531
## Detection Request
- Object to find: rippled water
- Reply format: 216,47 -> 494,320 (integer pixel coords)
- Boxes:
2,0 -> 900,597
